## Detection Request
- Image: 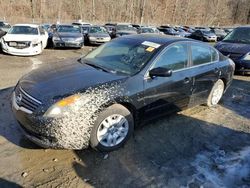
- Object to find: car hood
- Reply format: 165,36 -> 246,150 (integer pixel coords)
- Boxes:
18,59 -> 127,102
55,32 -> 82,38
3,34 -> 39,42
88,33 -> 110,37
215,41 -> 250,54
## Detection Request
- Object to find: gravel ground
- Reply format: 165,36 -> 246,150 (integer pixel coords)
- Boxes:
0,47 -> 250,188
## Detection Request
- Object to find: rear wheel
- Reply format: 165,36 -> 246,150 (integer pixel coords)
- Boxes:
90,104 -> 134,152
207,79 -> 224,107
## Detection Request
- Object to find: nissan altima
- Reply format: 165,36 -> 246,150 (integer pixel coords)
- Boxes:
52,24 -> 84,48
12,34 -> 234,151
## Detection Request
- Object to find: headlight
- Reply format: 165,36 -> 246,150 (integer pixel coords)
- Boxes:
44,94 -> 81,117
32,39 -> 39,44
89,36 -> 96,40
75,37 -> 83,42
104,36 -> 111,40
243,52 -> 250,61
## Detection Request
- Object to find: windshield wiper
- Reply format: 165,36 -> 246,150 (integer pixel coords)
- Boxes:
82,60 -> 111,73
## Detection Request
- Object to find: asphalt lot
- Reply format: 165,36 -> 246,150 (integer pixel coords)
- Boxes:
0,47 -> 250,188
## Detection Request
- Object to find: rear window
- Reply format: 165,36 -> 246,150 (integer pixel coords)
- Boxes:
191,44 -> 212,65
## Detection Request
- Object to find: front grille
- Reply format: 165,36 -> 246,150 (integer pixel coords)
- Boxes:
15,86 -> 42,113
221,51 -> 244,61
7,41 -> 31,49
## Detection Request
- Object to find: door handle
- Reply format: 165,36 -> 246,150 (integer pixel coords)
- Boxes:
184,77 -> 190,84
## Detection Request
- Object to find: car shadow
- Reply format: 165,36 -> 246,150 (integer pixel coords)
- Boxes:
73,112 -> 250,187
221,77 -> 250,119
0,178 -> 22,188
0,87 -> 41,149
72,76 -> 250,187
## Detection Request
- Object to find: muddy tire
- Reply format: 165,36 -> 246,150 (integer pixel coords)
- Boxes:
90,104 -> 134,152
207,79 -> 225,107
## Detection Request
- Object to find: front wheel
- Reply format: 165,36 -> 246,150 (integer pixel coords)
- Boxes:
207,79 -> 225,107
90,104 -> 134,152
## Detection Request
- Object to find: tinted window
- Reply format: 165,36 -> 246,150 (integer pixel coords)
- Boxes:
191,44 -> 212,66
223,27 -> 250,44
153,43 -> 188,71
8,26 -> 38,35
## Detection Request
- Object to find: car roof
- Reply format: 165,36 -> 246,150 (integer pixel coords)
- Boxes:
236,25 -> 250,28
120,34 -> 193,45
14,24 -> 39,27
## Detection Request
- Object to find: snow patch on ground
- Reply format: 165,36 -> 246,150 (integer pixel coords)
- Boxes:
188,147 -> 250,188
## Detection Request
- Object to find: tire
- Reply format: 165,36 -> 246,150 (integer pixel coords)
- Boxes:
90,104 -> 134,152
207,79 -> 225,107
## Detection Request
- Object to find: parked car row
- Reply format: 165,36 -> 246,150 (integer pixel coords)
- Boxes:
1,20 -> 249,76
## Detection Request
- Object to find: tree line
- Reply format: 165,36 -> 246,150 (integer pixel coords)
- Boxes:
0,0 -> 249,26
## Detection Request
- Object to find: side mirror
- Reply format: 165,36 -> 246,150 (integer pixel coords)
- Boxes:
149,67 -> 172,78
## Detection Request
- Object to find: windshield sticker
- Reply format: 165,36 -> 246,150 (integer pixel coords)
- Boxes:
142,41 -> 161,48
146,46 -> 155,52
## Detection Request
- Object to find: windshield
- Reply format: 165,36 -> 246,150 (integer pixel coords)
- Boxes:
201,30 -> 212,35
223,27 -> 250,44
82,39 -> 159,75
57,25 -> 81,33
42,24 -> 50,31
214,29 -> 226,35
141,28 -> 154,33
116,25 -> 134,31
89,27 -> 107,34
8,26 -> 38,35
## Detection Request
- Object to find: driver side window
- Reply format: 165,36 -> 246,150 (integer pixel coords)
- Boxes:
153,43 -> 188,71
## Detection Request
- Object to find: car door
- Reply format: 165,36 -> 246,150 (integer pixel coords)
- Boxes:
143,42 -> 193,119
188,42 -> 220,106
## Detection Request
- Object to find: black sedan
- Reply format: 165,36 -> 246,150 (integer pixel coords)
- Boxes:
158,27 -> 180,37
52,24 -> 84,48
215,26 -> 250,74
189,30 -> 217,42
12,35 -> 234,151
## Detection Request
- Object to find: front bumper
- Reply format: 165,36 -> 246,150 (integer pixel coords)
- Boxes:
89,38 -> 110,45
234,60 -> 250,73
204,37 -> 217,42
11,92 -> 91,149
53,40 -> 84,48
1,41 -> 42,56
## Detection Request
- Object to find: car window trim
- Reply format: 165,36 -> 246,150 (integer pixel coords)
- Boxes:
144,41 -> 191,79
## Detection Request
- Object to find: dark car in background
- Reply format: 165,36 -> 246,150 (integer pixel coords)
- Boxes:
115,23 -> 137,37
138,27 -> 160,34
158,27 -> 180,37
104,25 -> 116,38
52,24 -> 84,48
84,26 -> 111,45
174,27 -> 191,37
189,29 -> 217,42
0,21 -> 11,38
0,21 -> 11,32
215,26 -> 250,74
211,28 -> 227,41
12,34 -> 234,151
